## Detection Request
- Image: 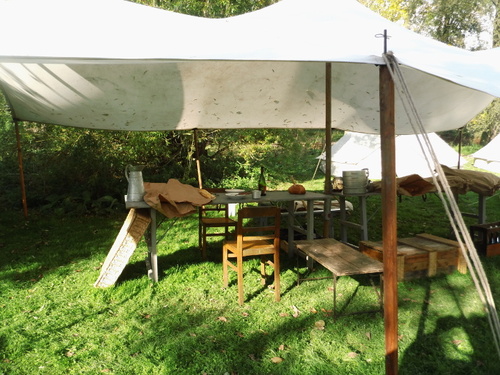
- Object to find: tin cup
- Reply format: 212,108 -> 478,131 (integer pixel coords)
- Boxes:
252,190 -> 262,199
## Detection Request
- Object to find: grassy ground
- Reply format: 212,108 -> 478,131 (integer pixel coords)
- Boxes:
2,183 -> 500,374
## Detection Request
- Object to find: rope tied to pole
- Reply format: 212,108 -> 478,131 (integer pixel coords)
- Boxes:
383,52 -> 500,359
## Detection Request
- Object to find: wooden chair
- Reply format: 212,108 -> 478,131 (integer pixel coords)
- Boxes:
198,189 -> 236,259
222,206 -> 281,305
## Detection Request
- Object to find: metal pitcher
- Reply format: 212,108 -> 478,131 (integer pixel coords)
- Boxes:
125,164 -> 145,202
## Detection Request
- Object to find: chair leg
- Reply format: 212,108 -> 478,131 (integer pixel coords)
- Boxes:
237,253 -> 244,306
201,227 -> 207,260
222,246 -> 229,288
260,256 -> 267,285
274,251 -> 281,302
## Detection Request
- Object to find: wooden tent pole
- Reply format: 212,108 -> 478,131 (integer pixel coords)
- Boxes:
14,120 -> 28,218
324,62 -> 332,193
324,62 -> 332,237
194,129 -> 203,189
380,62 -> 398,374
458,127 -> 463,169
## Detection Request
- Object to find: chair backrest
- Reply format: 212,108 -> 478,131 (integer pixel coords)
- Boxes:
200,204 -> 230,218
236,206 -> 281,249
199,188 -> 231,219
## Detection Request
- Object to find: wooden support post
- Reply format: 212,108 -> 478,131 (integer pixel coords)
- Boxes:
324,62 -> 332,237
194,129 -> 203,189
14,120 -> 28,219
380,63 -> 398,374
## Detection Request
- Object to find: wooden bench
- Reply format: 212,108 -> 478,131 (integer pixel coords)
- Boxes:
294,238 -> 384,319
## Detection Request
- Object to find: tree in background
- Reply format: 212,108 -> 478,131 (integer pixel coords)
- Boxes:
360,0 -> 499,145
2,0 -> 499,213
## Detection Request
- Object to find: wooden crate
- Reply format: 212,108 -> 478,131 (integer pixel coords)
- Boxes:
469,222 -> 500,257
359,233 -> 467,281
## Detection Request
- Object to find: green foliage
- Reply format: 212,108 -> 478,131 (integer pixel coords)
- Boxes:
406,0 -> 489,48
364,0 -> 495,50
358,0 -> 410,24
361,0 -> 500,145
134,0 -> 279,18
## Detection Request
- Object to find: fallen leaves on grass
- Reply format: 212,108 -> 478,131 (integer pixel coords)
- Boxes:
314,320 -> 326,330
217,316 -> 228,322
347,351 -> 359,359
271,356 -> 284,363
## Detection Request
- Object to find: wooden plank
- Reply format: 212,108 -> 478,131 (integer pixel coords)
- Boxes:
94,208 -> 151,288
397,255 -> 405,281
428,251 -> 437,277
295,238 -> 383,276
416,233 -> 459,247
398,236 -> 455,253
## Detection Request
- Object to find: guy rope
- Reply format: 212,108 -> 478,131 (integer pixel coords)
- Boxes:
383,52 -> 500,358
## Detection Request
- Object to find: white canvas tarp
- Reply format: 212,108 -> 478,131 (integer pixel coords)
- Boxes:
0,0 -> 499,134
473,135 -> 500,173
317,132 -> 462,179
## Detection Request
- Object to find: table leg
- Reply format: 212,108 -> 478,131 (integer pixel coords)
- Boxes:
478,194 -> 486,224
339,196 -> 347,243
287,201 -> 295,257
306,200 -> 314,240
359,195 -> 368,241
305,200 -> 317,269
148,208 -> 158,282
323,197 -> 332,238
333,273 -> 338,321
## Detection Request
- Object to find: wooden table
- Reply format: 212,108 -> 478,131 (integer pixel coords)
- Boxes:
126,190 -> 332,282
211,191 -> 332,256
331,191 -> 380,243
294,238 -> 384,319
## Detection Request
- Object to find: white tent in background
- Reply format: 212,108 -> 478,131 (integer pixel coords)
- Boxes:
318,132 -> 462,179
473,135 -> 500,173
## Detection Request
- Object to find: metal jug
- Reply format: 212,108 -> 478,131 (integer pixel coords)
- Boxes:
342,169 -> 369,194
125,164 -> 145,202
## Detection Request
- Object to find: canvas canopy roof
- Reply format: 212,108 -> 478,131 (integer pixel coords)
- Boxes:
317,131 -> 462,179
0,0 -> 499,134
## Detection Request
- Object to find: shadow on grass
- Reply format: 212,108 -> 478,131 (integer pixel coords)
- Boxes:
0,210 -> 125,286
120,295 -> 385,374
399,314 -> 496,374
118,244 -> 302,302
398,273 -> 500,374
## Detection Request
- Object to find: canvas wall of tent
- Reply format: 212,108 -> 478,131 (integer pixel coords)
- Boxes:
473,134 -> 500,174
317,132 -> 462,180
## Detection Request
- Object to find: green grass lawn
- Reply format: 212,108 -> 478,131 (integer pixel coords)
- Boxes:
2,187 -> 500,374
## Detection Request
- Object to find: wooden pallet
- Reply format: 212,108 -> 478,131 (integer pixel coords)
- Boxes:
94,208 -> 151,288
